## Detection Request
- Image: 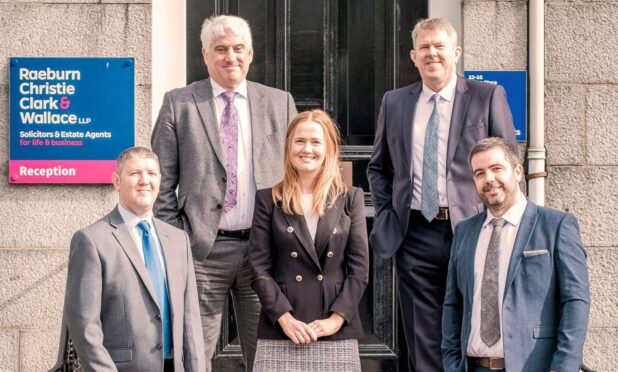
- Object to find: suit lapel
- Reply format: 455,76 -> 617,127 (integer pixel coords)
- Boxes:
109,208 -> 159,306
248,82 -> 267,172
193,79 -> 226,168
404,84 -> 422,173
503,201 -> 538,299
153,219 -> 179,316
281,211 -> 321,270
314,196 -> 345,260
464,212 -> 486,306
446,76 -> 470,172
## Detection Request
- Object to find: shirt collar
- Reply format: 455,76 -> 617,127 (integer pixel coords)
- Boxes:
421,73 -> 457,103
210,78 -> 248,99
117,203 -> 154,230
482,192 -> 527,228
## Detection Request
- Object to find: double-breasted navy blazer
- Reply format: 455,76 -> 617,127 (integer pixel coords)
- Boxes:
248,186 -> 369,340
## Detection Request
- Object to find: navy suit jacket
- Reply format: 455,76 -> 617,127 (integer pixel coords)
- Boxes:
248,187 -> 369,340
367,76 -> 516,257
442,200 -> 590,372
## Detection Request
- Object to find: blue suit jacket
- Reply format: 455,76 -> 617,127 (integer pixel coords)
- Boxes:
442,200 -> 590,372
367,76 -> 516,258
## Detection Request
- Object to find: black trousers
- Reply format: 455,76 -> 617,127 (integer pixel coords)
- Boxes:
396,210 -> 453,372
164,358 -> 174,372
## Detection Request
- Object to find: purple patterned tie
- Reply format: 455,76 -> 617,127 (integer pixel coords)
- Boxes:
221,92 -> 238,213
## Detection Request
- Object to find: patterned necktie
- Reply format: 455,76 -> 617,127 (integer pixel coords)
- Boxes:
221,91 -> 239,213
137,220 -> 172,358
481,217 -> 507,347
421,93 -> 441,222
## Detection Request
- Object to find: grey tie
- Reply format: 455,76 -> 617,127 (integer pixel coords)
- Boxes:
421,93 -> 441,222
481,217 -> 507,347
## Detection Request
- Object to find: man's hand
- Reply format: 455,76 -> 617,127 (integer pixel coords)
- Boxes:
278,312 -> 318,344
308,312 -> 345,338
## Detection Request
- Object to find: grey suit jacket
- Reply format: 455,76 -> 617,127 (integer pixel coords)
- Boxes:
367,76 -> 517,257
442,200 -> 590,372
152,79 -> 297,260
52,207 -> 205,372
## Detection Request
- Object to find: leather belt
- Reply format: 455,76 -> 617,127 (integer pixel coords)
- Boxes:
468,357 -> 505,370
435,207 -> 449,220
217,229 -> 250,240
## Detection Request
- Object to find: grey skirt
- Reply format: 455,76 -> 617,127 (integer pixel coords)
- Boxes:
253,338 -> 361,372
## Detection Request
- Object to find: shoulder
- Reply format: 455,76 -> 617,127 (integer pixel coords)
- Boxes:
454,212 -> 485,235
384,82 -> 420,100
459,76 -> 502,96
535,204 -> 576,225
255,187 -> 276,208
166,78 -> 211,99
247,81 -> 291,98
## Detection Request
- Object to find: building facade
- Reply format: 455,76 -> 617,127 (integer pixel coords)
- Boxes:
0,0 -> 615,370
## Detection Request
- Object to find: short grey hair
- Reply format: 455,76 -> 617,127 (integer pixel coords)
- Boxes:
468,137 -> 519,167
411,17 -> 458,48
200,15 -> 253,50
115,147 -> 159,174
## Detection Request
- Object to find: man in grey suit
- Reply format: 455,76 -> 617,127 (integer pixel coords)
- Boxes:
53,147 -> 205,372
442,137 -> 590,372
151,15 -> 297,371
367,17 -> 516,371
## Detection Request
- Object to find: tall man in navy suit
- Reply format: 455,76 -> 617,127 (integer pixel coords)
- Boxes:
367,17 -> 516,371
442,137 -> 590,371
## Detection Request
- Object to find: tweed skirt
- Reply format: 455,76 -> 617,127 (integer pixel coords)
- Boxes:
253,338 -> 361,372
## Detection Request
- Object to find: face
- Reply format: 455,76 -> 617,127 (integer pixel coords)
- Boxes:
289,120 -> 326,180
112,156 -> 161,218
202,31 -> 253,90
471,148 -> 523,217
410,28 -> 461,92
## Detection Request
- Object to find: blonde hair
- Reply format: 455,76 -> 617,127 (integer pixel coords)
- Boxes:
272,110 -> 347,216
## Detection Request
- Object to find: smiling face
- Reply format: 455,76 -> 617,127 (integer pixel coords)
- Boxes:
289,120 -> 326,181
471,147 -> 523,217
410,28 -> 461,92
112,156 -> 161,218
202,30 -> 253,90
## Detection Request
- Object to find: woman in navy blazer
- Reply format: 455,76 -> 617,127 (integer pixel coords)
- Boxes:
248,109 -> 369,371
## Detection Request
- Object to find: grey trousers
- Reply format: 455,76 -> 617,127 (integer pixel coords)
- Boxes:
193,236 -> 261,372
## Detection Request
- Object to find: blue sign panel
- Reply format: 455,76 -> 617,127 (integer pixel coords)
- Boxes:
464,70 -> 527,142
9,57 -> 134,183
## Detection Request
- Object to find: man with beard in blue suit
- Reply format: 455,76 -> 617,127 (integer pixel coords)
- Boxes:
442,137 -> 590,372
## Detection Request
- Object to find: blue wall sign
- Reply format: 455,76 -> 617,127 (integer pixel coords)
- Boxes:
464,70 -> 527,142
9,57 -> 135,183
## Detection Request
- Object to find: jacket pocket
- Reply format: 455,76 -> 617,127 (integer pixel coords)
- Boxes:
533,326 -> 557,339
108,348 -> 133,362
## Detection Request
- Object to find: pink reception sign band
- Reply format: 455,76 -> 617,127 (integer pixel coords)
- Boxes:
9,160 -> 116,184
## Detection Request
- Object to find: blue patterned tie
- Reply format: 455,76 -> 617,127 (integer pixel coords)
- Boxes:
221,92 -> 238,213
481,218 -> 506,347
137,220 -> 172,358
421,94 -> 441,222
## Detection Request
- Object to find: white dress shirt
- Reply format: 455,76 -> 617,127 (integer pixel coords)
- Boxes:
211,78 -> 256,230
410,74 -> 457,210
467,192 -> 527,357
301,193 -> 318,241
117,203 -> 167,279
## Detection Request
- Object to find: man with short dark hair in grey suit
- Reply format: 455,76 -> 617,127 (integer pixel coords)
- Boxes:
151,15 -> 297,372
52,147 -> 205,372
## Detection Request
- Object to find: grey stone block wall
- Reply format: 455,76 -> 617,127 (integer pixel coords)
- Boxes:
465,0 -> 618,370
0,1 -> 151,370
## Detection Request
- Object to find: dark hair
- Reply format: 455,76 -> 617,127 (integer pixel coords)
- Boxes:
468,137 -> 519,167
